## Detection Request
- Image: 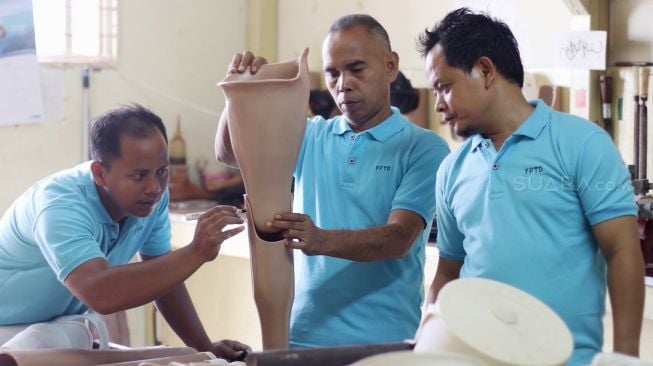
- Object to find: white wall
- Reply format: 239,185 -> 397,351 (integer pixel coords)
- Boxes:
277,0 -> 575,150
0,0 -> 246,213
2,0 -> 652,211
277,0 -> 572,89
609,0 -> 653,65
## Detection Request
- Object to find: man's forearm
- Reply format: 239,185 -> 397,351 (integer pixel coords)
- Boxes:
608,248 -> 644,355
427,273 -> 452,304
155,284 -> 211,351
426,258 -> 463,304
66,247 -> 205,314
319,223 -> 418,261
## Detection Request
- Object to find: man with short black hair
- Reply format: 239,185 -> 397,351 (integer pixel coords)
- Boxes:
419,8 -> 644,364
217,14 -> 450,348
0,105 -> 249,360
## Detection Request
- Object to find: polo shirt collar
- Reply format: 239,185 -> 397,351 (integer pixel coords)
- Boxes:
470,134 -> 485,152
82,162 -> 117,225
470,99 -> 550,152
332,116 -> 351,135
512,99 -> 550,140
331,107 -> 407,142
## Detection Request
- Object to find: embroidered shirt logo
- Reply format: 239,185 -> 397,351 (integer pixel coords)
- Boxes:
524,166 -> 543,174
375,165 -> 391,172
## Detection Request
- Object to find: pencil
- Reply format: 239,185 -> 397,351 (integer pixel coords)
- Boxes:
185,208 -> 247,221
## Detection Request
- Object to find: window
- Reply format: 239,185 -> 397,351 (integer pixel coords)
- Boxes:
32,0 -> 117,64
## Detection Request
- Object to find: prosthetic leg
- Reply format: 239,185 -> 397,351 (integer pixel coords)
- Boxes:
218,49 -> 310,349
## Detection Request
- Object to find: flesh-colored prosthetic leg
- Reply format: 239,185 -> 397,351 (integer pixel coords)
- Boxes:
245,196 -> 294,350
218,49 -> 310,349
219,48 -> 310,237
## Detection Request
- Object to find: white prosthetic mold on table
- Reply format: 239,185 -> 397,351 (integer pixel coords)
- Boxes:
412,278 -> 573,366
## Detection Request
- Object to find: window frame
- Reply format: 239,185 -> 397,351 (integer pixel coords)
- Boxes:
35,0 -> 118,66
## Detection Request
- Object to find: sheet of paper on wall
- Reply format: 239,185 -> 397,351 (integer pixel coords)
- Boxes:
39,66 -> 65,121
556,31 -> 607,70
0,0 -> 44,126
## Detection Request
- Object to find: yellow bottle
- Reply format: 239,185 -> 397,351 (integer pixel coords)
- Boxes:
169,115 -> 187,165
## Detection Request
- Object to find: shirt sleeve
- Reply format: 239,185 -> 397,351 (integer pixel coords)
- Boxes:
294,117 -> 318,179
33,205 -> 105,282
575,131 -> 637,225
140,191 -> 172,256
433,158 -> 467,261
391,133 -> 450,226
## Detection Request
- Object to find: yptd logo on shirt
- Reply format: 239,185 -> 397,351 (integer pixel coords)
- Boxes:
524,165 -> 544,174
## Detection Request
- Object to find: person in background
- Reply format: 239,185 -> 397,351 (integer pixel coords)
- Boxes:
419,8 -> 644,364
390,71 -> 420,116
216,14 -> 450,348
391,71 -> 438,243
0,105 -> 249,360
199,160 -> 246,208
309,89 -> 338,119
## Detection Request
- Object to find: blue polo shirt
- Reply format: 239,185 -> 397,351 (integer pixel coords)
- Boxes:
290,107 -> 450,348
435,100 -> 636,365
0,162 -> 171,325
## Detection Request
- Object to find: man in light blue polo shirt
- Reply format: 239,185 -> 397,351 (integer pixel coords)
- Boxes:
0,105 -> 249,359
217,14 -> 450,347
418,8 -> 644,365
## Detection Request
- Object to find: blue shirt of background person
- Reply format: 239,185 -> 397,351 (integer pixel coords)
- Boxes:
418,8 -> 644,365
